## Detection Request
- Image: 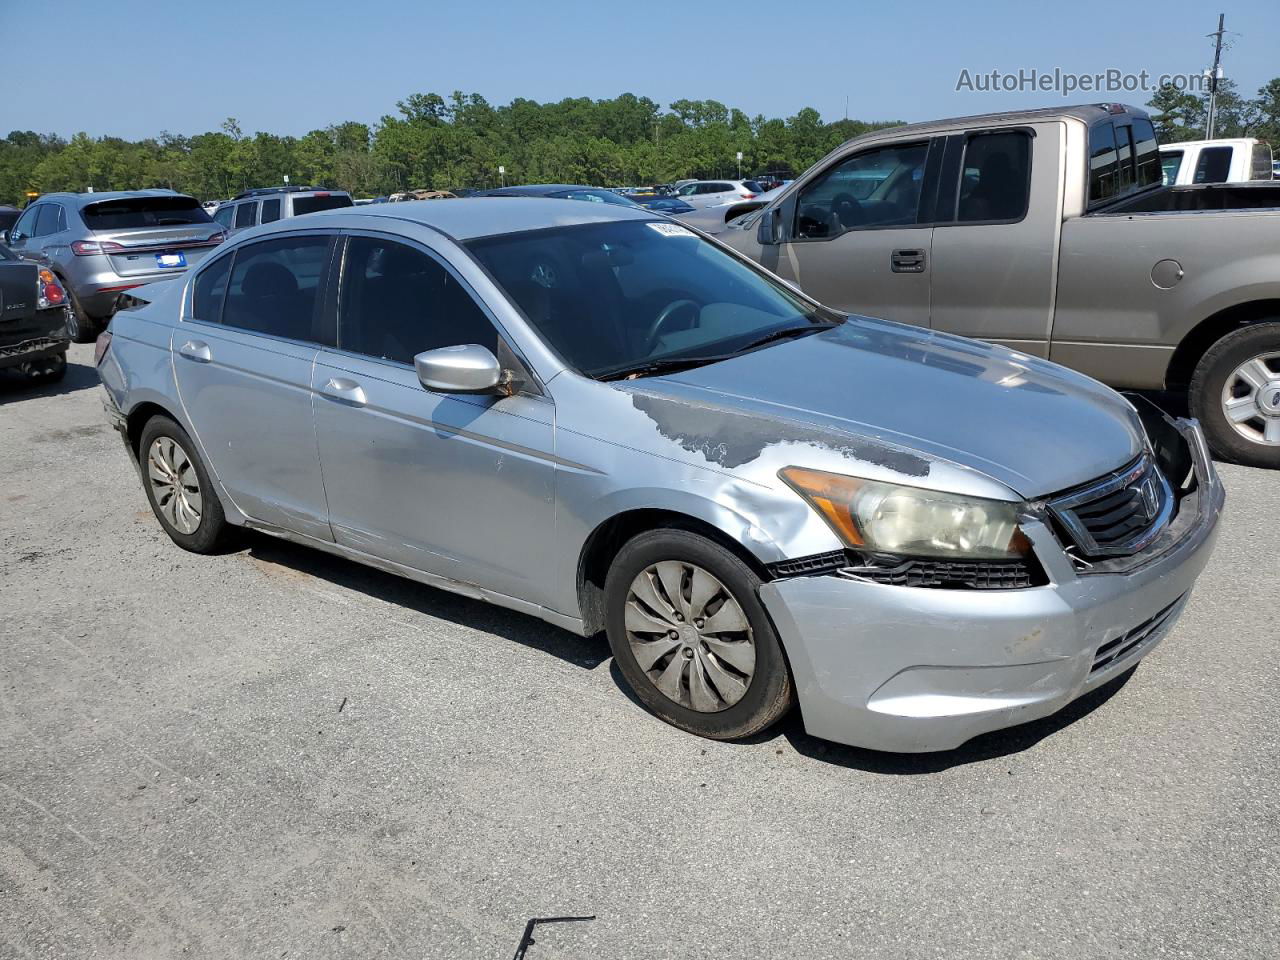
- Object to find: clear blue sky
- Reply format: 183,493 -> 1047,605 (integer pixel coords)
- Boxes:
4,0 -> 1277,139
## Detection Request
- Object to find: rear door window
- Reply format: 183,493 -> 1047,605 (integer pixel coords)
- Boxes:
260,198 -> 282,223
956,131 -> 1031,222
1250,142 -> 1274,180
234,202 -> 258,229
221,235 -> 333,342
82,196 -> 212,230
1193,146 -> 1233,184
291,194 -> 353,215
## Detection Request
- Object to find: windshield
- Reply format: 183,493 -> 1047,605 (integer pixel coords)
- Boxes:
82,196 -> 211,230
467,219 -> 837,379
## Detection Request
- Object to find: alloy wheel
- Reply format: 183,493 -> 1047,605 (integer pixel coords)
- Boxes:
624,561 -> 756,712
1221,352 -> 1280,446
147,436 -> 203,534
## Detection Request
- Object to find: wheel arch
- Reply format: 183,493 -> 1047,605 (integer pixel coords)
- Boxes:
1166,299 -> 1280,392
124,399 -> 184,460
576,508 -> 774,638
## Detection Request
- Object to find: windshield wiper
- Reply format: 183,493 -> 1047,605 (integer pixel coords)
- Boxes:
596,354 -> 734,382
731,321 -> 840,355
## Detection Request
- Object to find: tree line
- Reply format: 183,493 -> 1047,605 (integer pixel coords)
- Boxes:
0,93 -> 901,205
2,79 -> 1277,207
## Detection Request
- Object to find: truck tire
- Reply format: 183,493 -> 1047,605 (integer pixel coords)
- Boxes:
137,415 -> 235,553
604,528 -> 794,741
1189,321 -> 1280,469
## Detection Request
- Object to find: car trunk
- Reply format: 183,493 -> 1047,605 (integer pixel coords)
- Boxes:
82,196 -> 223,278
0,261 -> 55,346
1107,181 -> 1280,214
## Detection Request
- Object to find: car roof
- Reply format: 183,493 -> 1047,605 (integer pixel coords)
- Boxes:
36,189 -> 193,208
234,196 -> 656,241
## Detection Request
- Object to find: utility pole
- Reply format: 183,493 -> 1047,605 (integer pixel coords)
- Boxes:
1205,13 -> 1226,138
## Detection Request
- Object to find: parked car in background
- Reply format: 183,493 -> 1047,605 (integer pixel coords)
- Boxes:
99,198 -> 1223,753
1160,138 -> 1274,185
213,186 -> 354,236
0,241 -> 70,383
631,196 -> 696,215
721,103 -> 1280,468
475,184 -> 643,207
389,190 -> 456,202
3,190 -> 224,343
0,205 -> 22,236
672,180 -> 765,209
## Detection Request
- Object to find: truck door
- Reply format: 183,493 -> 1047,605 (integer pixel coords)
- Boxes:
927,123 -> 1062,356
774,139 -> 936,328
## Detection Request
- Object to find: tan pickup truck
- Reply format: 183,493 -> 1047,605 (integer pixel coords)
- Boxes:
718,103 -> 1280,468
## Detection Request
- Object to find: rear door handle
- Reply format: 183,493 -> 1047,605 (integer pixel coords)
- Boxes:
890,248 -> 927,274
320,377 -> 367,407
178,340 -> 212,362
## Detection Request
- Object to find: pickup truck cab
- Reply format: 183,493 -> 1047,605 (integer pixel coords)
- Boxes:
720,104 -> 1280,468
1160,138 -> 1274,186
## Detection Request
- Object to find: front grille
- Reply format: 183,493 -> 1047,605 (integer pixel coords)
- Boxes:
1091,594 -> 1186,673
768,551 -> 847,578
1048,455 -> 1173,559
842,555 -> 1040,590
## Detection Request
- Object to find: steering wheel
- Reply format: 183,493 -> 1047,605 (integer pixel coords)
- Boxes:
830,192 -> 862,230
643,299 -> 700,352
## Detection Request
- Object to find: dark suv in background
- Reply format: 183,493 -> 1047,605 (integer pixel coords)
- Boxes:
2,190 -> 225,342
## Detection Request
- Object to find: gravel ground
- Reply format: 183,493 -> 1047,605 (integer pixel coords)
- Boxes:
1,344 -> 1277,960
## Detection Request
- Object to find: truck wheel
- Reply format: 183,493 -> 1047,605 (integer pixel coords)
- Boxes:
604,528 -> 794,740
64,289 -> 97,344
137,415 -> 234,553
1189,321 -> 1280,469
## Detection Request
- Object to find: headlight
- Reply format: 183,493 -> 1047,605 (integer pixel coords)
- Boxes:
779,467 -> 1031,560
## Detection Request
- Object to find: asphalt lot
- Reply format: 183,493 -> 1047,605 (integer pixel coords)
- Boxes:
2,344 -> 1278,960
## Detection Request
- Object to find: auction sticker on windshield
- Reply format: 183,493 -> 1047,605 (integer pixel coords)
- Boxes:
647,222 -> 695,238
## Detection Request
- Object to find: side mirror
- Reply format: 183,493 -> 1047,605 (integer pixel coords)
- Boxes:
0,229 -> 7,244
414,343 -> 505,394
757,207 -> 780,246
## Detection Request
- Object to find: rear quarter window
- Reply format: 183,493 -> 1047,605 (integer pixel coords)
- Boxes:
82,196 -> 211,230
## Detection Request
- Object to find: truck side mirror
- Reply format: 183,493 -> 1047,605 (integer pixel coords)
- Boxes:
757,207 -> 780,246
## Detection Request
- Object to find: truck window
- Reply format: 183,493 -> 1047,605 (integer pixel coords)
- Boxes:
795,142 -> 928,239
956,131 -> 1031,222
1249,142 -> 1273,181
1193,147 -> 1232,184
1089,123 -> 1119,204
1115,125 -> 1134,192
1132,119 -> 1162,188
1161,150 -> 1184,186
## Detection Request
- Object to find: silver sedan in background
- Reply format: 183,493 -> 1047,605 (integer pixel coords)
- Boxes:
97,199 -> 1222,753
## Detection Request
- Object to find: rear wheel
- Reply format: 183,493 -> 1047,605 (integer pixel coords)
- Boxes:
64,287 -> 98,344
604,528 -> 793,740
138,415 -> 233,553
1190,322 -> 1280,469
29,354 -> 67,383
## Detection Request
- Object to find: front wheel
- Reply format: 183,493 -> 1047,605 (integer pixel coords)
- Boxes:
138,415 -> 234,553
604,528 -> 794,740
1189,321 -> 1280,469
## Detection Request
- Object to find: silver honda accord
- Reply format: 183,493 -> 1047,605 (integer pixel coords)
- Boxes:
97,198 -> 1224,753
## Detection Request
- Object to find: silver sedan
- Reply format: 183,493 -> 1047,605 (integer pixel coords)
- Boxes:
97,199 -> 1223,752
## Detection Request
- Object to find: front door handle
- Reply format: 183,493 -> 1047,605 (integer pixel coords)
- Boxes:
178,340 -> 212,362
320,377 -> 367,407
890,248 -> 927,274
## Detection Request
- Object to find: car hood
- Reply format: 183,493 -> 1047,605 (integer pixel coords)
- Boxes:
635,317 -> 1145,498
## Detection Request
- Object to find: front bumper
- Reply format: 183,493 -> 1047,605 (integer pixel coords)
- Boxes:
759,419 -> 1225,753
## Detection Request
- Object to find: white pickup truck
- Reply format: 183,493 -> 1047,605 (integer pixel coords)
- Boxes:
718,104 -> 1280,468
1160,138 -> 1274,185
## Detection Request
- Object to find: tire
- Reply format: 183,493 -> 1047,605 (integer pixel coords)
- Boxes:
137,415 -> 234,553
30,354 -> 67,383
1189,321 -> 1280,469
604,528 -> 794,740
64,287 -> 98,344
